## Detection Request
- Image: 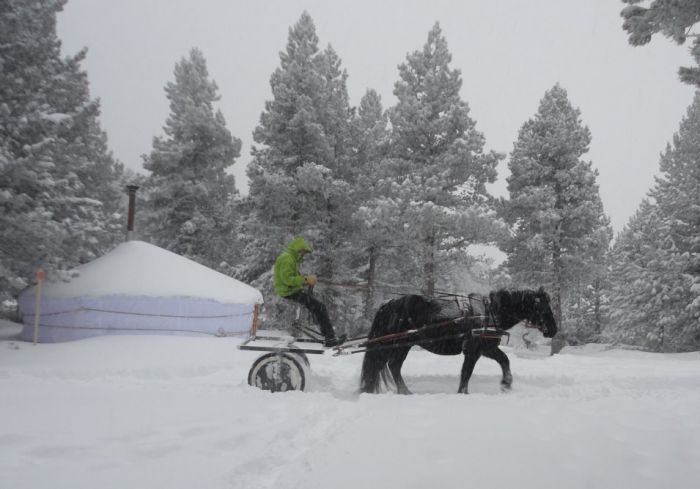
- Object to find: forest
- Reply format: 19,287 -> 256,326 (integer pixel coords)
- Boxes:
1,0 -> 699,351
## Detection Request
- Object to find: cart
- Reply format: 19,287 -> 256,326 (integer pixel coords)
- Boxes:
238,301 -> 355,392
239,293 -> 511,393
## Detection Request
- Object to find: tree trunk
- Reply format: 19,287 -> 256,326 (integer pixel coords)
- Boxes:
364,246 -> 377,324
422,231 -> 435,296
550,241 -> 565,355
593,277 -> 602,335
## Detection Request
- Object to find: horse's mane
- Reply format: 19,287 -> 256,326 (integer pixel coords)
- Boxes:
488,288 -> 550,328
490,288 -> 546,305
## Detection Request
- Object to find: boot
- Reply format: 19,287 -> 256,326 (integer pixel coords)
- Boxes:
324,334 -> 347,347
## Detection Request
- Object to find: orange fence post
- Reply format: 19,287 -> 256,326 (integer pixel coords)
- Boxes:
250,303 -> 260,338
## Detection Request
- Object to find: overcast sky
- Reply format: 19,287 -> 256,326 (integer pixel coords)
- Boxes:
57,0 -> 696,233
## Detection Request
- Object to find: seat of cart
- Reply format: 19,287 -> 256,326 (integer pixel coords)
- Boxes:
239,329 -> 327,355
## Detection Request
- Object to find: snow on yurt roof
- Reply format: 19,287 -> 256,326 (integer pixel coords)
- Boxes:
34,241 -> 262,304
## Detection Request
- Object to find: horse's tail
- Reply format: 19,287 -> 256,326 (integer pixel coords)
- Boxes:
359,301 -> 395,393
359,350 -> 386,393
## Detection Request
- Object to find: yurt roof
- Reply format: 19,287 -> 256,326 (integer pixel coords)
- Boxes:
28,241 -> 262,304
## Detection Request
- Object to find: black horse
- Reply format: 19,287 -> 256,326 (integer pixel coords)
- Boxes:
359,288 -> 558,394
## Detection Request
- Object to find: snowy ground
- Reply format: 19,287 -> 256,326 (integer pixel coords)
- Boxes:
1,319 -> 699,489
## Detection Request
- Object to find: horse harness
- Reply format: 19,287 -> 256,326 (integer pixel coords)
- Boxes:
373,294 -> 511,346
313,285 -> 547,353
463,294 -> 510,343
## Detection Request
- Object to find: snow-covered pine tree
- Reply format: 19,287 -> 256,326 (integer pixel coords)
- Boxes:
142,48 -> 241,271
652,92 -> 700,347
505,84 -> 612,344
354,90 -> 389,173
607,201 -> 675,350
0,0 -> 124,303
240,12 -> 357,330
608,92 -> 700,350
621,0 -> 700,87
350,89 -> 394,323
387,22 -> 502,296
56,52 -> 125,257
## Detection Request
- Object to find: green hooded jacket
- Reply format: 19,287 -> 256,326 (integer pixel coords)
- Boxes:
273,237 -> 313,297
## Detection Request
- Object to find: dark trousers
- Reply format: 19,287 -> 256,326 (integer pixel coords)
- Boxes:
285,290 -> 335,339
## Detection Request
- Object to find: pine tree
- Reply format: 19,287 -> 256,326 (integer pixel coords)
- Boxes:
608,93 -> 700,350
351,89 -> 392,322
241,12 -> 357,330
386,22 -> 502,296
607,201 -> 674,350
0,0 -> 124,302
652,93 -> 700,339
621,0 -> 700,87
243,12 -> 332,282
505,84 -> 611,344
142,48 -> 241,270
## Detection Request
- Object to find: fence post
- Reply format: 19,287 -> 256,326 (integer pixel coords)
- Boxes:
33,268 -> 45,345
250,303 -> 260,338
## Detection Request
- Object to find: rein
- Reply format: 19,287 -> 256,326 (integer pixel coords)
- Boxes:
316,279 -> 471,299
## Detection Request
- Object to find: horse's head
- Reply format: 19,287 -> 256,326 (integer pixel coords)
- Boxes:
488,288 -> 558,337
528,288 -> 557,338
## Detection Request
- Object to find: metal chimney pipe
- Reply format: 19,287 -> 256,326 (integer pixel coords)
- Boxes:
126,184 -> 139,241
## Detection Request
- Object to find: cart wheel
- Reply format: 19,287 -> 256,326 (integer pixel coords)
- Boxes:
248,352 -> 306,392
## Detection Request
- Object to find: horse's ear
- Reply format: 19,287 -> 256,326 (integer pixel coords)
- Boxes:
536,286 -> 551,303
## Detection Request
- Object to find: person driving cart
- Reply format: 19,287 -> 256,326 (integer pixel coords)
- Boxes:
273,237 -> 346,347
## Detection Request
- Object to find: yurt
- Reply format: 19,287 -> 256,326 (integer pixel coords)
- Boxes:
17,241 -> 263,343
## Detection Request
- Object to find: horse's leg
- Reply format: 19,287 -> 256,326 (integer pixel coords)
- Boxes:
458,341 -> 481,394
387,346 -> 412,395
481,345 -> 512,390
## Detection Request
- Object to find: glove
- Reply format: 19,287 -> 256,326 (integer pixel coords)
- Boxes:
304,275 -> 318,286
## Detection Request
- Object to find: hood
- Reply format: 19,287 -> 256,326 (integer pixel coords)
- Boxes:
287,236 -> 312,259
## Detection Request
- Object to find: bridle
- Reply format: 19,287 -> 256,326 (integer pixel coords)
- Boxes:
471,293 -> 549,334
523,319 -> 545,333
524,296 -> 549,334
